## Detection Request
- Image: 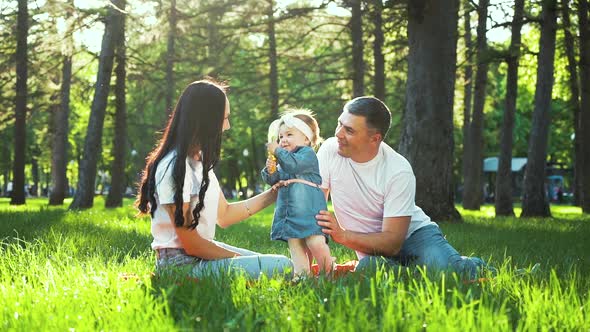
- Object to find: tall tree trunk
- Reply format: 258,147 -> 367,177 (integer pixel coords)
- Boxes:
49,0 -> 73,205
579,0 -> 590,213
461,1 -> 473,197
206,2 -> 223,77
11,0 -> 28,205
350,0 -> 364,97
399,0 -> 461,222
462,0 -> 489,210
561,0 -> 582,206
30,157 -> 38,196
165,0 -> 176,116
49,56 -> 72,204
106,0 -> 127,208
232,159 -> 245,198
250,130 -> 261,190
521,0 -> 558,218
70,0 -> 125,209
0,131 -> 9,195
2,172 -> 8,195
495,0 -> 524,217
44,168 -> 50,196
370,0 -> 385,101
268,0 -> 279,119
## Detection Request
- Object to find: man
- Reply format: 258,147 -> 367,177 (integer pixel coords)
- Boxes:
315,96 -> 485,277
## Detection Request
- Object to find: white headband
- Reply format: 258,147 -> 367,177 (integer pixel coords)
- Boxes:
280,114 -> 315,142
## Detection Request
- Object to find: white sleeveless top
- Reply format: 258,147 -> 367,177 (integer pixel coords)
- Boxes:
150,151 -> 220,250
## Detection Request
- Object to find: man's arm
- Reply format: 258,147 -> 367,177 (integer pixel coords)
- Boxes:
321,188 -> 329,201
316,211 -> 410,256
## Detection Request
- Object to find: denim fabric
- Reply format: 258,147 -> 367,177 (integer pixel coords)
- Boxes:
261,146 -> 328,242
356,225 -> 489,279
156,241 -> 293,279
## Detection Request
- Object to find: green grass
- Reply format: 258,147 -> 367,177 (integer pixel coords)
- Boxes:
1,197 -> 589,331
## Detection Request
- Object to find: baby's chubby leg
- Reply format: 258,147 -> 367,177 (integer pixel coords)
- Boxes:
287,238 -> 311,276
305,235 -> 334,275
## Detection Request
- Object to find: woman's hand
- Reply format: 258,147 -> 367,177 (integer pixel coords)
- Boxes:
271,180 -> 289,192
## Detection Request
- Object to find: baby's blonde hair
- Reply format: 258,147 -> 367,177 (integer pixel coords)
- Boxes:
279,108 -> 322,149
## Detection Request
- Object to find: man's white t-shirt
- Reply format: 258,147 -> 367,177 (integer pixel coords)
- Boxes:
150,150 -> 220,250
317,137 -> 436,259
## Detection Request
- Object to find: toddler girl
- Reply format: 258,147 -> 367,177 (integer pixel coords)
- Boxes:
262,109 -> 333,277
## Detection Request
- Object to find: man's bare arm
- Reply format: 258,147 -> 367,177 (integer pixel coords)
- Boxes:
321,188 -> 329,201
317,211 -> 410,256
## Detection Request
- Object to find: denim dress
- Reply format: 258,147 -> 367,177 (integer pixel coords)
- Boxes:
261,146 -> 328,242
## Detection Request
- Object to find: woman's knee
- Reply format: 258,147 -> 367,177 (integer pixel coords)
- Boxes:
192,255 -> 294,279
258,255 -> 294,276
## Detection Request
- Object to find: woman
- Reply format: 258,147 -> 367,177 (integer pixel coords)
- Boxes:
136,79 -> 293,279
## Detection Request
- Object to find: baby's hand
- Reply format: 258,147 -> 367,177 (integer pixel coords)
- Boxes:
266,141 -> 279,154
266,158 -> 277,170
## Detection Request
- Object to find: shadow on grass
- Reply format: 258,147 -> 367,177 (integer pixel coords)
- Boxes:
148,269 -> 267,329
0,207 -> 152,260
440,215 -> 590,276
218,210 -> 590,275
0,208 -> 67,239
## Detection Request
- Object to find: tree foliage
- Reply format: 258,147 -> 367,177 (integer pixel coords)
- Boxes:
0,0 -> 584,216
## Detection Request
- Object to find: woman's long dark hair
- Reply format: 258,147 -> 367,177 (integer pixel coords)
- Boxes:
136,79 -> 227,229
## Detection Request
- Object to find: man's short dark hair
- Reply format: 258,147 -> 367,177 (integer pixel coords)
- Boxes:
343,96 -> 391,139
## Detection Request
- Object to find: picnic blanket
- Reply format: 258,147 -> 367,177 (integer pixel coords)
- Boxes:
311,260 -> 358,278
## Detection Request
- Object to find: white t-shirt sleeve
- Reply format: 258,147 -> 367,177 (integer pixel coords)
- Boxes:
383,171 -> 416,218
155,156 -> 193,204
316,139 -> 332,189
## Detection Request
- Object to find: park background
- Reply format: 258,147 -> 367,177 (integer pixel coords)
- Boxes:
1,0 -> 589,218
1,0 -> 590,330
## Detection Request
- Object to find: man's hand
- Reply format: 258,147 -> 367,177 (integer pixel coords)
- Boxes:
317,211 -> 411,257
316,210 -> 347,244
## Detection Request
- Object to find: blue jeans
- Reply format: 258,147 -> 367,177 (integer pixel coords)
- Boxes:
156,241 -> 294,279
356,225 -> 488,279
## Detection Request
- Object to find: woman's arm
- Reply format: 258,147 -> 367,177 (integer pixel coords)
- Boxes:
217,187 -> 278,228
163,203 -> 240,259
